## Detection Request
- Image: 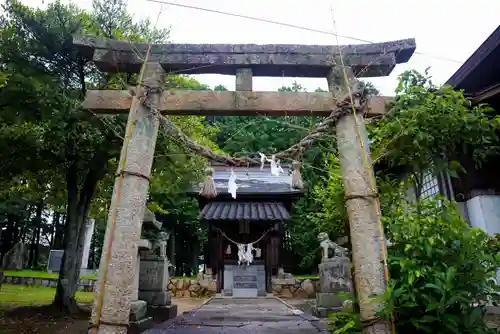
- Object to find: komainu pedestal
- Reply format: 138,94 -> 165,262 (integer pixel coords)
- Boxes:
139,254 -> 178,322
314,257 -> 353,317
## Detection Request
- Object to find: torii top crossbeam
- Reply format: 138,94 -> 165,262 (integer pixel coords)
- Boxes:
73,36 -> 416,78
74,36 -> 416,117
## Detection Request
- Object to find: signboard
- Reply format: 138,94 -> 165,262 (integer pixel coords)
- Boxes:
47,250 -> 64,273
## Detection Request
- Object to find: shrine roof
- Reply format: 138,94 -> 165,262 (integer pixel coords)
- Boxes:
200,201 -> 291,221
446,25 -> 500,94
188,165 -> 303,196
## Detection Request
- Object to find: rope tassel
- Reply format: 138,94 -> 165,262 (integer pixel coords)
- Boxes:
291,161 -> 304,190
199,167 -> 218,198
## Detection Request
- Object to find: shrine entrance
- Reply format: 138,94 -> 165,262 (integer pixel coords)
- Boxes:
75,35 -> 416,334
189,164 -> 303,297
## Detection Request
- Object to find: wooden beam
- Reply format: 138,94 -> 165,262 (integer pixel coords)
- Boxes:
83,90 -> 392,117
472,83 -> 500,103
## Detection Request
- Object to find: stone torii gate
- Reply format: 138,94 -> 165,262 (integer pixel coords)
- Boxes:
74,36 -> 416,334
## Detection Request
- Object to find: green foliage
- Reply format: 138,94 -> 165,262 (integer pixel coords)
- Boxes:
328,312 -> 362,334
370,70 -> 500,179
0,0 -> 219,305
309,154 -> 348,237
379,198 -> 500,333
290,154 -> 347,269
328,293 -> 362,334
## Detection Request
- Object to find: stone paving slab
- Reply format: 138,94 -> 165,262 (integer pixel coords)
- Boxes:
144,297 -> 330,333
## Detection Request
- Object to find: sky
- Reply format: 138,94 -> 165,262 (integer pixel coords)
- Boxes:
22,0 -> 500,95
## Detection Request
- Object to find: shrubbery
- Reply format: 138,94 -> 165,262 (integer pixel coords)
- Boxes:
329,197 -> 500,333
380,198 -> 500,333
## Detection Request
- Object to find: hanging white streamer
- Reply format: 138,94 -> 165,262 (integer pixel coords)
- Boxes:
236,244 -> 254,266
244,244 -> 254,265
270,155 -> 284,176
258,152 -> 269,170
237,244 -> 246,265
228,168 -> 238,199
258,153 -> 284,176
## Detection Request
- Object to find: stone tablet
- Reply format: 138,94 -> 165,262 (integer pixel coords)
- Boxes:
47,250 -> 64,273
139,259 -> 169,291
224,264 -> 266,297
234,275 -> 258,289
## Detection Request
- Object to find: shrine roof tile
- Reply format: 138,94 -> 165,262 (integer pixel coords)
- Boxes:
200,201 -> 290,221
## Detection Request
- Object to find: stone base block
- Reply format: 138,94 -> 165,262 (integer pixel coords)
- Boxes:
147,304 -> 178,322
316,292 -> 344,308
128,316 -> 153,334
312,305 -> 341,318
138,290 -> 171,305
129,300 -> 148,321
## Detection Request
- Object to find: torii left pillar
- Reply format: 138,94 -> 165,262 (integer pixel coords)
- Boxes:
89,62 -> 165,334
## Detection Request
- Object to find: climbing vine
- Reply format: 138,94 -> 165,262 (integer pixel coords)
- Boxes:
370,69 -> 500,180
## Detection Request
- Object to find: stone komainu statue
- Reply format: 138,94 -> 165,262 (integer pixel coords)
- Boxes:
152,231 -> 170,259
317,232 -> 347,260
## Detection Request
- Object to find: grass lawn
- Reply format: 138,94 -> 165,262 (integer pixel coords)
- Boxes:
293,275 -> 319,279
3,269 -> 97,280
2,269 -> 195,280
0,284 -> 94,307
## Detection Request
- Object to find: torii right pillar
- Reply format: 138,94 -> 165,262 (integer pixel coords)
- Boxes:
328,65 -> 391,334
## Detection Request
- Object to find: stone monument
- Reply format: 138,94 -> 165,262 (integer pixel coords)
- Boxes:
138,212 -> 178,322
80,219 -> 95,275
2,242 -> 28,270
313,232 -> 353,318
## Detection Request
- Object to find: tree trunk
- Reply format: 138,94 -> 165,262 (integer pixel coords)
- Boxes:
28,226 -> 36,267
34,224 -> 41,269
53,164 -> 81,313
15,214 -> 25,244
192,241 -> 199,276
51,212 -> 60,248
29,202 -> 43,268
54,213 -> 65,249
53,159 -> 104,313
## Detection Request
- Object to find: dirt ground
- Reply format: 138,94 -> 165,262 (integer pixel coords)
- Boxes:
0,298 -> 208,334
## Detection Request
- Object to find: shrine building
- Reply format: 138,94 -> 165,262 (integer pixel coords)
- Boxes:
188,163 -> 304,297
